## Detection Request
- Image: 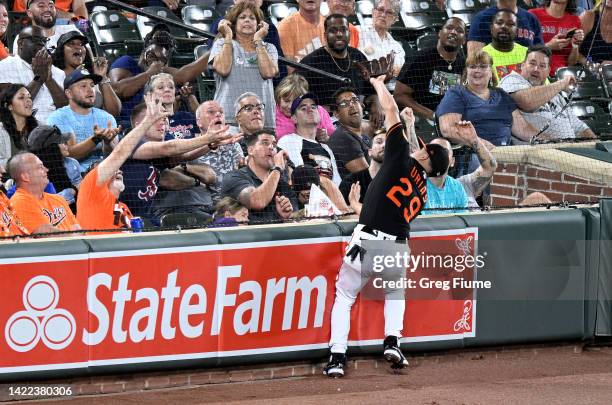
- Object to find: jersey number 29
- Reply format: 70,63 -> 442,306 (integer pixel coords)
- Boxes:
386,178 -> 422,223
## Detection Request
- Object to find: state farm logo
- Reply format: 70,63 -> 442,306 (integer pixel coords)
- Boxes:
4,276 -> 76,352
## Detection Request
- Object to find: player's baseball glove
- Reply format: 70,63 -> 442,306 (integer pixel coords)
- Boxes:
355,52 -> 395,83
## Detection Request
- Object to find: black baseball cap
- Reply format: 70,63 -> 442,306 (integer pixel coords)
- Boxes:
56,31 -> 88,51
64,67 -> 102,89
27,125 -> 72,151
290,93 -> 318,116
422,139 -> 450,177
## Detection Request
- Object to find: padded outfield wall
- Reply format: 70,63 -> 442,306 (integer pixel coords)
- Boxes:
0,199 -> 610,381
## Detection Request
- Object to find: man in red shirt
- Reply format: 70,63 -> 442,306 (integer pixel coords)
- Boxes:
530,1 -> 583,75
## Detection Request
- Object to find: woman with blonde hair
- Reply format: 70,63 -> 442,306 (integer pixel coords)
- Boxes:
436,50 -> 538,173
275,73 -> 336,139
211,2 -> 279,128
578,0 -> 612,65
144,73 -> 199,139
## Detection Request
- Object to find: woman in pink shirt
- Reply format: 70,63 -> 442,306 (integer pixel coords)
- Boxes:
530,0 -> 584,76
275,73 -> 335,140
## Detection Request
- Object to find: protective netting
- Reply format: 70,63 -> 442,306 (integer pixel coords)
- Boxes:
0,0 -> 611,239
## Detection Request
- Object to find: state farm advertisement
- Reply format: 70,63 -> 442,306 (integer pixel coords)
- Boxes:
0,229 -> 478,375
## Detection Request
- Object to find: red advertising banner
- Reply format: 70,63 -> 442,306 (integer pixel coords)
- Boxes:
0,229 -> 477,375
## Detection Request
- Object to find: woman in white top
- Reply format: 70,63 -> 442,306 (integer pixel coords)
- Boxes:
210,2 -> 279,127
357,0 -> 405,88
0,84 -> 40,168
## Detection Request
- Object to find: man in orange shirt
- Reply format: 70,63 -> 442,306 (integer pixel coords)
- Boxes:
278,0 -> 326,63
13,0 -> 88,19
279,0 -> 359,63
8,152 -> 81,235
0,166 -> 29,238
0,191 -> 29,238
76,93 -> 171,232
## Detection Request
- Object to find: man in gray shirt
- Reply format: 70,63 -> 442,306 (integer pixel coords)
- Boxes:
499,45 -> 596,142
195,100 -> 244,205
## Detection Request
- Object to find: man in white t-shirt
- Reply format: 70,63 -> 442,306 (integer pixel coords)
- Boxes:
12,0 -> 81,54
278,93 -> 342,185
0,26 -> 67,123
499,45 -> 596,141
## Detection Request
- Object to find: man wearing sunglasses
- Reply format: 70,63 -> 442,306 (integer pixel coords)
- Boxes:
0,26 -> 67,123
328,87 -> 371,180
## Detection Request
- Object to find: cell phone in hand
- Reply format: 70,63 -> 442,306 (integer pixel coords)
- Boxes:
566,28 -> 577,39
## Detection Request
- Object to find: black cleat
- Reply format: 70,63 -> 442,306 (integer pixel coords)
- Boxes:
323,353 -> 347,378
383,336 -> 409,369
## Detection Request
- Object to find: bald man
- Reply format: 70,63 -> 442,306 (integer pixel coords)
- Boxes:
8,152 -> 81,235
194,100 -> 244,204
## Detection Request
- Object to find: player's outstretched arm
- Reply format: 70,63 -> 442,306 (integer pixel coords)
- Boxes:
369,76 -> 400,130
400,107 -> 419,153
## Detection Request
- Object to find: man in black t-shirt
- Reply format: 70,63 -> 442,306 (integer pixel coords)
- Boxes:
297,14 -> 374,108
394,18 -> 467,120
324,76 -> 451,378
328,87 -> 372,180
221,130 -> 298,223
339,129 -> 385,213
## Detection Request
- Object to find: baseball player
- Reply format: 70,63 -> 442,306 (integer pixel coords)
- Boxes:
323,74 -> 451,378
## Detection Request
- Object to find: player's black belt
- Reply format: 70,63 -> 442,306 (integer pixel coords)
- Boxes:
359,226 -> 407,243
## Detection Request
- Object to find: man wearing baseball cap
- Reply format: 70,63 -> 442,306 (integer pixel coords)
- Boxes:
47,67 -> 120,172
12,0 -> 85,54
278,93 -> 342,185
324,75 -> 451,378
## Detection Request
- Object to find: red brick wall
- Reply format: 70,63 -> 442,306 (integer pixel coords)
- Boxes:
490,163 -> 612,206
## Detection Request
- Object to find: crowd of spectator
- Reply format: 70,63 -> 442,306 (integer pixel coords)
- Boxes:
0,0 -> 611,238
